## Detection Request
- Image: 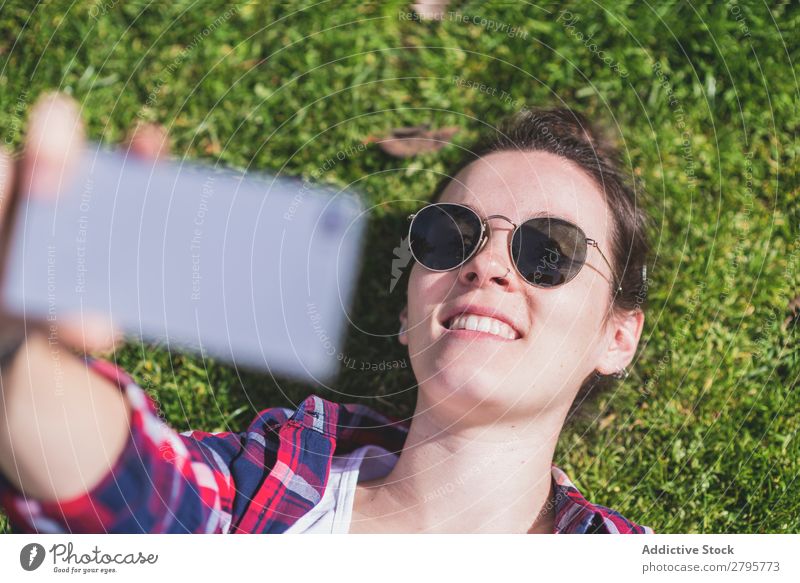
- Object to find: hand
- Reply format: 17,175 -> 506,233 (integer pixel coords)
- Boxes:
0,92 -> 171,354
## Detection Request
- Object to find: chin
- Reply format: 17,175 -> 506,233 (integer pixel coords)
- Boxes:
420,359 -> 517,409
415,352 -> 573,421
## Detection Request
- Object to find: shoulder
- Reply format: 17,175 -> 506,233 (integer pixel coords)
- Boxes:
551,464 -> 654,534
584,502 -> 655,534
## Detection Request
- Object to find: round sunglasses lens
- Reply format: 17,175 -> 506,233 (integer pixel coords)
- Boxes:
511,218 -> 587,287
409,204 -> 482,270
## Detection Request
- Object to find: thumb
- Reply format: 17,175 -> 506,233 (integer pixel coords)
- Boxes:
20,92 -> 85,200
57,312 -> 125,354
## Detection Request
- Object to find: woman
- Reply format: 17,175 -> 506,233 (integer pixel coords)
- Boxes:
0,93 -> 652,533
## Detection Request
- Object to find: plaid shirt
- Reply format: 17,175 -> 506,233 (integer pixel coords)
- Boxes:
0,357 -> 653,534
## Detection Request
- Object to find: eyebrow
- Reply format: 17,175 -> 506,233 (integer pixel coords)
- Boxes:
458,201 -> 577,225
526,210 -> 558,219
517,210 -> 578,224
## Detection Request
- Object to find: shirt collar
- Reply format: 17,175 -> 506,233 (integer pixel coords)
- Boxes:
288,393 -> 648,534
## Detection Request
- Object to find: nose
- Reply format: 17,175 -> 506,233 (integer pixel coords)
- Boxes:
458,218 -> 516,289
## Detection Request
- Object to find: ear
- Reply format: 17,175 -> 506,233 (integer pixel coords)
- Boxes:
398,305 -> 409,346
595,309 -> 644,376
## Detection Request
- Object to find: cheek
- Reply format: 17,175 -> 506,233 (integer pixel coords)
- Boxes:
406,267 -> 452,325
404,268 -> 432,344
534,282 -> 608,350
406,266 -> 425,316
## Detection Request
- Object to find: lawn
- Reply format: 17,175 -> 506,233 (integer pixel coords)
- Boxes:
0,0 -> 798,533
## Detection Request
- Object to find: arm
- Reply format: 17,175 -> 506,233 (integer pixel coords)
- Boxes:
0,93 -> 236,533
0,330 -> 131,503
0,343 -> 236,533
0,93 -> 137,505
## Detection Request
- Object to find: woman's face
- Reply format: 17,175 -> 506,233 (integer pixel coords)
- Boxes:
400,150 -> 643,424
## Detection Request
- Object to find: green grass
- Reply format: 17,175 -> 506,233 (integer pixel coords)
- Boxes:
1,0 -> 798,533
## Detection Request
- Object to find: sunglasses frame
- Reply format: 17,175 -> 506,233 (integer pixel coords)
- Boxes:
407,202 -> 622,292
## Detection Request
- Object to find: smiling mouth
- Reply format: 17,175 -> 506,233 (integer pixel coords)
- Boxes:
444,314 -> 520,341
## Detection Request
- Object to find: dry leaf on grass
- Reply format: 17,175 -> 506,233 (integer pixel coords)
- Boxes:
783,293 -> 800,329
365,124 -> 459,158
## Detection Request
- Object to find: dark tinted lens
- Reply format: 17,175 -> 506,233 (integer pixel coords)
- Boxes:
511,218 -> 587,287
409,204 -> 483,270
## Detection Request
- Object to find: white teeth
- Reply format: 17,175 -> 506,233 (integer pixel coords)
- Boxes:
447,314 -> 518,340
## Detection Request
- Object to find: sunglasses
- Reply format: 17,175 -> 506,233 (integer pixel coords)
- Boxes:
407,202 -> 621,291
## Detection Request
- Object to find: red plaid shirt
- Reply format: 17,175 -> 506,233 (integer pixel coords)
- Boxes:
0,357 -> 653,534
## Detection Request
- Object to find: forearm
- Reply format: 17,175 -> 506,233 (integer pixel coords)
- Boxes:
0,329 -> 130,501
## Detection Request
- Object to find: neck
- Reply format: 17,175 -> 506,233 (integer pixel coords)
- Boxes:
353,392 -> 566,533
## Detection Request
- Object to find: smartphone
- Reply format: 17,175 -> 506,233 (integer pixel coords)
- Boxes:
1,143 -> 366,383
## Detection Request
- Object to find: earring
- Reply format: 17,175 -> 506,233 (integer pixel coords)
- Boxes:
612,367 -> 629,380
